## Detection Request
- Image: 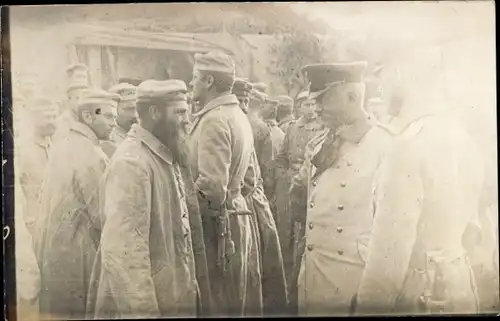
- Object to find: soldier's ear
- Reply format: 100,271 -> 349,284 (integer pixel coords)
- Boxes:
149,105 -> 161,121
205,75 -> 215,90
80,109 -> 94,125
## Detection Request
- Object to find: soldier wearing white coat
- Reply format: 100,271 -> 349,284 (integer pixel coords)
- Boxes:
296,62 -> 392,316
354,48 -> 486,315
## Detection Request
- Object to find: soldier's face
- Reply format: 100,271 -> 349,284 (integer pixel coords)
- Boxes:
34,106 -> 58,137
84,104 -> 115,140
190,70 -> 209,102
116,100 -> 137,131
296,99 -> 317,119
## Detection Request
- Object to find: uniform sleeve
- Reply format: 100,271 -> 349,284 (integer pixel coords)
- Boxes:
260,131 -> 277,200
355,139 -> 424,314
194,116 -> 232,209
99,158 -> 160,317
275,127 -> 290,173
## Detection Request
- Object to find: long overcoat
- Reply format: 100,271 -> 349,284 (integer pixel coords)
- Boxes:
34,121 -> 107,320
243,149 -> 288,315
355,114 -> 486,315
188,94 -> 262,316
86,125 -> 201,318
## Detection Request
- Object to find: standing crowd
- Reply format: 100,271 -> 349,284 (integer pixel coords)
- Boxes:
15,50 -> 499,319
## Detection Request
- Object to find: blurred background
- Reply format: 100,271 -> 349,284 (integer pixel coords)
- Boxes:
8,2 -> 496,186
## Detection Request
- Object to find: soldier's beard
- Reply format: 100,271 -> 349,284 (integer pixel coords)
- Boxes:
156,121 -> 190,169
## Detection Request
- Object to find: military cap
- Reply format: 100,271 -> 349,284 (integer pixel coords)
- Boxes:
118,77 -> 143,87
136,79 -> 188,105
276,95 -> 294,107
194,51 -> 236,76
295,91 -> 310,102
109,83 -> 137,102
252,82 -> 268,94
232,78 -> 253,98
66,63 -> 89,76
301,61 -> 368,99
78,89 -> 120,109
249,89 -> 267,103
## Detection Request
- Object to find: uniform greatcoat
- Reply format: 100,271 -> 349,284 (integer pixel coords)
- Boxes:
355,113 -> 485,315
34,121 -> 107,320
188,94 -> 262,316
87,125 -> 199,318
297,123 -> 392,316
243,149 -> 288,315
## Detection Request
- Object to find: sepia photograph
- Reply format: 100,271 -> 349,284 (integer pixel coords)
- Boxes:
2,1 -> 498,319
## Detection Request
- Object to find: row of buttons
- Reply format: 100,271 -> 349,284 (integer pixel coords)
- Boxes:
309,202 -> 345,211
307,222 -> 343,233
306,244 -> 344,255
312,181 -> 347,188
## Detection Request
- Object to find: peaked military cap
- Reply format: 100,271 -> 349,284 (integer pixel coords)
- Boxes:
78,88 -> 120,109
295,91 -> 310,102
249,89 -> 267,103
252,82 -> 268,94
194,51 -> 236,76
301,61 -> 368,99
276,95 -> 294,107
109,83 -> 137,102
232,78 -> 253,98
136,79 -> 188,105
66,63 -> 90,94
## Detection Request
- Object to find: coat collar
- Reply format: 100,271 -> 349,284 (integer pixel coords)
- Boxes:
69,121 -> 99,145
192,94 -> 239,118
190,94 -> 239,134
129,124 -> 173,165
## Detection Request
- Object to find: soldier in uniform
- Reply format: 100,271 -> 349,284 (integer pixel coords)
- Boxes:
276,95 -> 296,134
34,89 -> 118,320
100,83 -> 138,157
354,49 -> 485,315
52,64 -> 90,142
296,62 -> 392,316
17,97 -> 58,236
188,52 -> 261,316
233,78 -> 288,315
87,80 -> 207,318
260,97 -> 285,205
275,90 -> 328,313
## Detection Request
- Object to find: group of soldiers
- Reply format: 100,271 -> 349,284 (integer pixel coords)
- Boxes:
15,49 -> 499,320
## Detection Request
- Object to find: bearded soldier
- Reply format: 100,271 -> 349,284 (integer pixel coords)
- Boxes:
296,62 -> 392,316
233,78 -> 288,315
87,80 -> 209,318
188,52 -> 261,316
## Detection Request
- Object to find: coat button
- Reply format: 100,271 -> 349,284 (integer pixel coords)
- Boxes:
336,226 -> 343,233
347,161 -> 352,167
312,181 -> 318,187
340,182 -> 346,188
308,222 -> 314,230
310,202 -> 315,208
337,204 -> 344,210
307,244 -> 314,251
338,249 -> 344,255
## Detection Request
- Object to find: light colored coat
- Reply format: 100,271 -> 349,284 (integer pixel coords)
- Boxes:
17,135 -> 51,235
100,125 -> 128,158
188,94 -> 261,316
34,121 -> 107,320
355,113 -> 485,315
87,125 -> 198,318
297,124 -> 392,316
